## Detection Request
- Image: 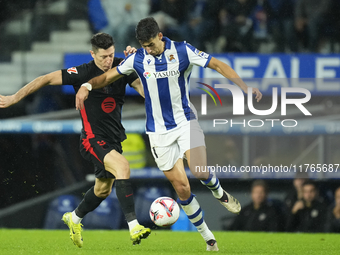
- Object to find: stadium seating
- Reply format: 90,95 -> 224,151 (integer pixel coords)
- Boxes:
135,186 -> 172,226
81,189 -> 123,229
44,194 -> 81,229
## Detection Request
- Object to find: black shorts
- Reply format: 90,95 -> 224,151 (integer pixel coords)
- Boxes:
79,135 -> 122,179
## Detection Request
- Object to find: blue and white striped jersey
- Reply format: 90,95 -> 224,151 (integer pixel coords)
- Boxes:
117,36 -> 212,134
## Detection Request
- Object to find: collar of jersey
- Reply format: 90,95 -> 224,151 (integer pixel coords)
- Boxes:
162,36 -> 171,50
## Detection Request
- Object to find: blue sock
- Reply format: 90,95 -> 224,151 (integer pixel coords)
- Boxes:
200,173 -> 224,199
177,193 -> 215,242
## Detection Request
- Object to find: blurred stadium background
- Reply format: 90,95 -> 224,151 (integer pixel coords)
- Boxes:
0,0 -> 340,234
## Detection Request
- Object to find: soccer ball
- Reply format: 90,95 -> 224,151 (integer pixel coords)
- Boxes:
149,197 -> 180,227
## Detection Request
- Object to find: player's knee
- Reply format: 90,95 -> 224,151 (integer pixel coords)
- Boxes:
105,152 -> 131,179
123,160 -> 130,174
96,189 -> 111,199
116,159 -> 130,178
94,186 -> 111,199
175,183 -> 191,200
192,170 -> 209,180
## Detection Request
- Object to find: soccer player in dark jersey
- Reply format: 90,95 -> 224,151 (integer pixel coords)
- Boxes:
0,33 -> 150,247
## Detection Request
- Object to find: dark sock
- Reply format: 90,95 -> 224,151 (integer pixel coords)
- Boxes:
115,179 -> 136,222
75,186 -> 104,218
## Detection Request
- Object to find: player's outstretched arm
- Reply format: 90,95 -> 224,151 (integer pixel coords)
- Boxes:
76,45 -> 136,110
208,57 -> 262,102
91,66 -> 123,90
76,67 -> 123,110
0,70 -> 62,108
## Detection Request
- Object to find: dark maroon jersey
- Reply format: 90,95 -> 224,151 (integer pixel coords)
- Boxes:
61,57 -> 138,143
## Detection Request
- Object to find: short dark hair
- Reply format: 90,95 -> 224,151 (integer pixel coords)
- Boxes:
303,180 -> 317,189
90,33 -> 115,52
251,179 -> 268,194
135,17 -> 160,43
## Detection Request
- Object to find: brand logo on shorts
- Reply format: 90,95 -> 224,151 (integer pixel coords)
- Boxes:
101,97 -> 116,113
97,140 -> 106,146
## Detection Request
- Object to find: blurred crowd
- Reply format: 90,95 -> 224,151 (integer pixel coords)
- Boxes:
1,0 -> 339,54
93,0 -> 340,53
226,177 -> 340,233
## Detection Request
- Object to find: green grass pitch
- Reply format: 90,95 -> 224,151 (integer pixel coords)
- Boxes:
0,229 -> 339,255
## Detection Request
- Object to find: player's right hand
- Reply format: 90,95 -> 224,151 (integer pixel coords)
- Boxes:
0,94 -> 17,108
124,45 -> 137,57
75,86 -> 89,110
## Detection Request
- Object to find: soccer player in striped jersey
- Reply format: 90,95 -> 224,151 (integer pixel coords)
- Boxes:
76,17 -> 262,251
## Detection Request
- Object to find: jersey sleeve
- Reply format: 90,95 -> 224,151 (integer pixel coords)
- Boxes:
185,43 -> 212,68
61,63 -> 91,87
116,53 -> 135,76
115,57 -> 138,87
126,71 -> 139,87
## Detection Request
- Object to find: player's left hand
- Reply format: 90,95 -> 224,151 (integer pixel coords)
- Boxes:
251,88 -> 262,102
124,46 -> 137,57
0,94 -> 17,108
75,86 -> 89,110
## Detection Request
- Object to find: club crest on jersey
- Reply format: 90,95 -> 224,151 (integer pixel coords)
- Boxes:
167,54 -> 176,63
143,72 -> 151,79
67,67 -> 78,74
147,59 -> 151,65
194,49 -> 209,59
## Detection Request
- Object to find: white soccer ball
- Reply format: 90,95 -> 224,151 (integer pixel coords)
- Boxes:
149,197 -> 180,227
